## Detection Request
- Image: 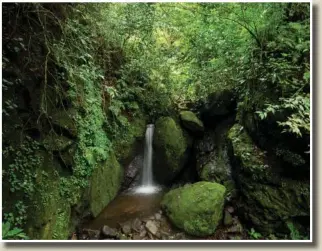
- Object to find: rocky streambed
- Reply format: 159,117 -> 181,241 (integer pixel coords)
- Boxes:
73,204 -> 247,241
72,185 -> 248,241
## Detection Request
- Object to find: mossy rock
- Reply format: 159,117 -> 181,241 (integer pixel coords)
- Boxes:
180,111 -> 204,133
227,123 -> 310,234
52,203 -> 71,240
161,181 -> 226,236
113,113 -> 147,165
42,132 -> 74,152
153,116 -> 189,184
51,108 -> 77,138
199,154 -> 231,184
228,124 -> 268,178
26,151 -> 65,239
89,152 -> 123,217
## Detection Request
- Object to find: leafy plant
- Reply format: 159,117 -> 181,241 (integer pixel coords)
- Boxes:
256,94 -> 310,137
248,228 -> 262,240
286,221 -> 309,240
2,222 -> 29,240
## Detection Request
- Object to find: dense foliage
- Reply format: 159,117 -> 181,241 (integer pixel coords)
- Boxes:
2,2 -> 310,240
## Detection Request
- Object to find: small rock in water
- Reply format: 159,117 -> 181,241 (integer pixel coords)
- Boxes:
121,222 -> 132,235
155,213 -> 162,220
132,233 -> 141,240
227,221 -> 243,233
71,233 -> 77,240
147,232 -> 154,240
226,206 -> 235,214
101,225 -> 118,238
145,220 -> 158,236
132,218 -> 142,232
228,235 -> 242,240
223,211 -> 233,226
139,229 -> 147,238
119,234 -> 128,240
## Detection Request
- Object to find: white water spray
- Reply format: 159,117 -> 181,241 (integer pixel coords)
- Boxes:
134,124 -> 160,194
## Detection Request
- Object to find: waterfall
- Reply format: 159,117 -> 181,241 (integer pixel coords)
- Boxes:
134,124 -> 159,194
141,124 -> 154,186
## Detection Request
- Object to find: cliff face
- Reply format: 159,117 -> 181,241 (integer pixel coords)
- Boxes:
2,3 -> 146,239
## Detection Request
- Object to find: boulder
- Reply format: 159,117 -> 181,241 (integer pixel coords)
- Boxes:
227,123 -> 310,234
161,181 -> 226,236
145,220 -> 158,236
223,211 -> 233,226
89,152 -> 123,217
131,218 -> 142,232
121,222 -> 132,235
153,117 -> 190,184
180,111 -> 204,133
101,225 -> 118,238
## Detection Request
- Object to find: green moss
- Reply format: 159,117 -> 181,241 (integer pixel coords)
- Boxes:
228,124 -> 266,175
228,123 -> 310,234
26,152 -> 61,239
200,154 -> 230,184
180,111 -> 204,132
113,114 -> 147,163
42,132 -> 74,152
52,204 -> 71,240
89,152 -> 123,217
51,108 -> 78,137
161,181 -> 226,236
154,117 -> 188,176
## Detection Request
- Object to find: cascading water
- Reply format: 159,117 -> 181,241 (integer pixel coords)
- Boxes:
134,124 -> 160,194
141,124 -> 154,186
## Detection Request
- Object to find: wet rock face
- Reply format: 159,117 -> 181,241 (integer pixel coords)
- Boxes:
227,123 -> 310,234
195,130 -> 231,184
194,117 -> 236,198
121,155 -> 143,191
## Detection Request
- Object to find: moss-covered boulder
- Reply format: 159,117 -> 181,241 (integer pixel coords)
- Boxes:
161,181 -> 226,236
180,111 -> 204,133
228,124 -> 310,234
89,152 -> 123,217
153,116 -> 190,184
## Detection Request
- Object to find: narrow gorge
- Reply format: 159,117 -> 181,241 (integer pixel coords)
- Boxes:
2,3 -> 310,241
